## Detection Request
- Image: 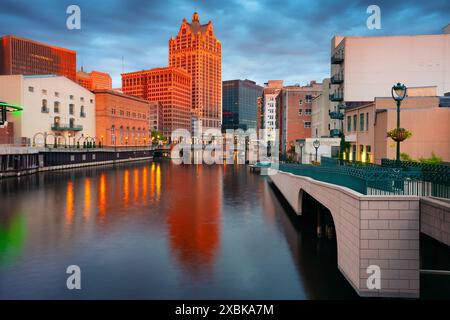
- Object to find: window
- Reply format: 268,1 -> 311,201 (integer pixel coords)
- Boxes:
298,99 -> 303,106
353,115 -> 357,131
80,97 -> 84,102
360,113 -> 365,132
54,101 -> 60,113
42,89 -> 47,95
90,99 -> 93,104
80,106 -> 85,118
304,121 -> 311,128
299,109 -> 303,115
28,86 -> 34,92
305,95 -> 312,103
347,116 -> 351,132
366,112 -> 369,131
70,95 -> 74,100
55,92 -> 59,97
305,108 -> 312,115
69,118 -> 75,128
41,99 -> 48,113
69,104 -> 74,115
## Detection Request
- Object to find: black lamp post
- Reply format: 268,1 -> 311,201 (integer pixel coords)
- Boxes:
391,83 -> 407,165
313,139 -> 320,162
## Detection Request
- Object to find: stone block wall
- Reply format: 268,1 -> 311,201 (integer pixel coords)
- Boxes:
420,197 -> 450,246
268,170 -> 420,298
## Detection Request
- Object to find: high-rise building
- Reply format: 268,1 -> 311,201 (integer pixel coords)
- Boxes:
222,79 -> 263,131
77,68 -> 112,91
169,12 -> 222,131
0,35 -> 76,81
121,67 -> 192,138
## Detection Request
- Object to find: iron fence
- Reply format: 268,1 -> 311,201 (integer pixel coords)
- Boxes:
261,159 -> 450,198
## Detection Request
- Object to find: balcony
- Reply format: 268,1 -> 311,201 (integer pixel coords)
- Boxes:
329,110 -> 344,120
330,73 -> 344,84
329,129 -> 341,137
51,123 -> 83,131
331,54 -> 344,64
329,92 -> 344,102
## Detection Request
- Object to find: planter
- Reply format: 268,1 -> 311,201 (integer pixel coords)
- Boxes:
387,128 -> 411,142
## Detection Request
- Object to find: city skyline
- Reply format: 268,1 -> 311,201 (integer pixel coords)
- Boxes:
1,0 -> 449,88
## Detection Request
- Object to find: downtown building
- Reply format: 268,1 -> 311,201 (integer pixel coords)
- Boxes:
343,87 -> 450,163
77,68 -> 112,91
261,80 -> 283,143
169,12 -> 222,132
329,26 -> 450,162
222,79 -> 263,131
121,67 -> 192,139
277,81 -> 323,158
94,89 -> 150,147
0,35 -> 76,81
0,75 -> 95,145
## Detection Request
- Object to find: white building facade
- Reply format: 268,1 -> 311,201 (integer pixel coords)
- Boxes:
0,75 -> 95,146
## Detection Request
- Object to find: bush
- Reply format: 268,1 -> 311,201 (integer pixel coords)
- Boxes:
400,152 -> 415,162
418,152 -> 443,165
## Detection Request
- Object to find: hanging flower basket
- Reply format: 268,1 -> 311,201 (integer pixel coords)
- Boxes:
387,128 -> 412,142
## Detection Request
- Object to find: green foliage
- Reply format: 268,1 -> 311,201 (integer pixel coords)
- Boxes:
419,152 -> 443,165
400,152 -> 415,162
151,130 -> 166,145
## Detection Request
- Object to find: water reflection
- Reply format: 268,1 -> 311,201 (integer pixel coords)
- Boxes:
0,161 -> 359,299
66,181 -> 74,225
0,211 -> 26,267
98,174 -> 106,220
166,164 -> 221,279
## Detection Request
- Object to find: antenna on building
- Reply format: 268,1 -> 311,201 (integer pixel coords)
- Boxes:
122,56 -> 124,74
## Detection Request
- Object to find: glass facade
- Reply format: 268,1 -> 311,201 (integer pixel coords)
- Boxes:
222,80 -> 263,131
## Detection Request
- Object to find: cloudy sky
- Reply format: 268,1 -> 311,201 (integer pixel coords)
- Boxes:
1,0 -> 449,87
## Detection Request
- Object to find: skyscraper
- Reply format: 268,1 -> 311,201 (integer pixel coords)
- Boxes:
222,79 -> 263,131
169,12 -> 222,132
0,35 -> 76,81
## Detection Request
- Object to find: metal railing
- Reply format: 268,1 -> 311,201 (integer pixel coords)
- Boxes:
260,157 -> 450,198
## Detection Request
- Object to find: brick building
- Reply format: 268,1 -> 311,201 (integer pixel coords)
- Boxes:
76,68 -> 112,91
94,89 -> 150,147
121,67 -> 191,138
277,81 -> 323,157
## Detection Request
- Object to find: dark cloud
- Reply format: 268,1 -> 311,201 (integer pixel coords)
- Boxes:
1,0 -> 448,87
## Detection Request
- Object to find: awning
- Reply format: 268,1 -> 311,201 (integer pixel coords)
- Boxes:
0,101 -> 24,111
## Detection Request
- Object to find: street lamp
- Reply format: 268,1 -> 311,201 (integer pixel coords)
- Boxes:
391,82 -> 407,165
313,139 -> 320,162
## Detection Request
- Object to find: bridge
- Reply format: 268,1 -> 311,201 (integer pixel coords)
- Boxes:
253,158 -> 450,298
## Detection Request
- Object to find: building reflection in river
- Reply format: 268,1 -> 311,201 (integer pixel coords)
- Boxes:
166,164 -> 222,279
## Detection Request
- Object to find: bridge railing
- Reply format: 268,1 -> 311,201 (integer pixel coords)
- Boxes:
264,161 -> 450,198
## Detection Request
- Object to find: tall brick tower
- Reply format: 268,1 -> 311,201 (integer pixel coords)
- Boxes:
169,12 -> 222,132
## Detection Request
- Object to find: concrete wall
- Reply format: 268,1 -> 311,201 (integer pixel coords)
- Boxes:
269,170 -> 420,298
420,197 -> 450,246
342,34 -> 450,101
